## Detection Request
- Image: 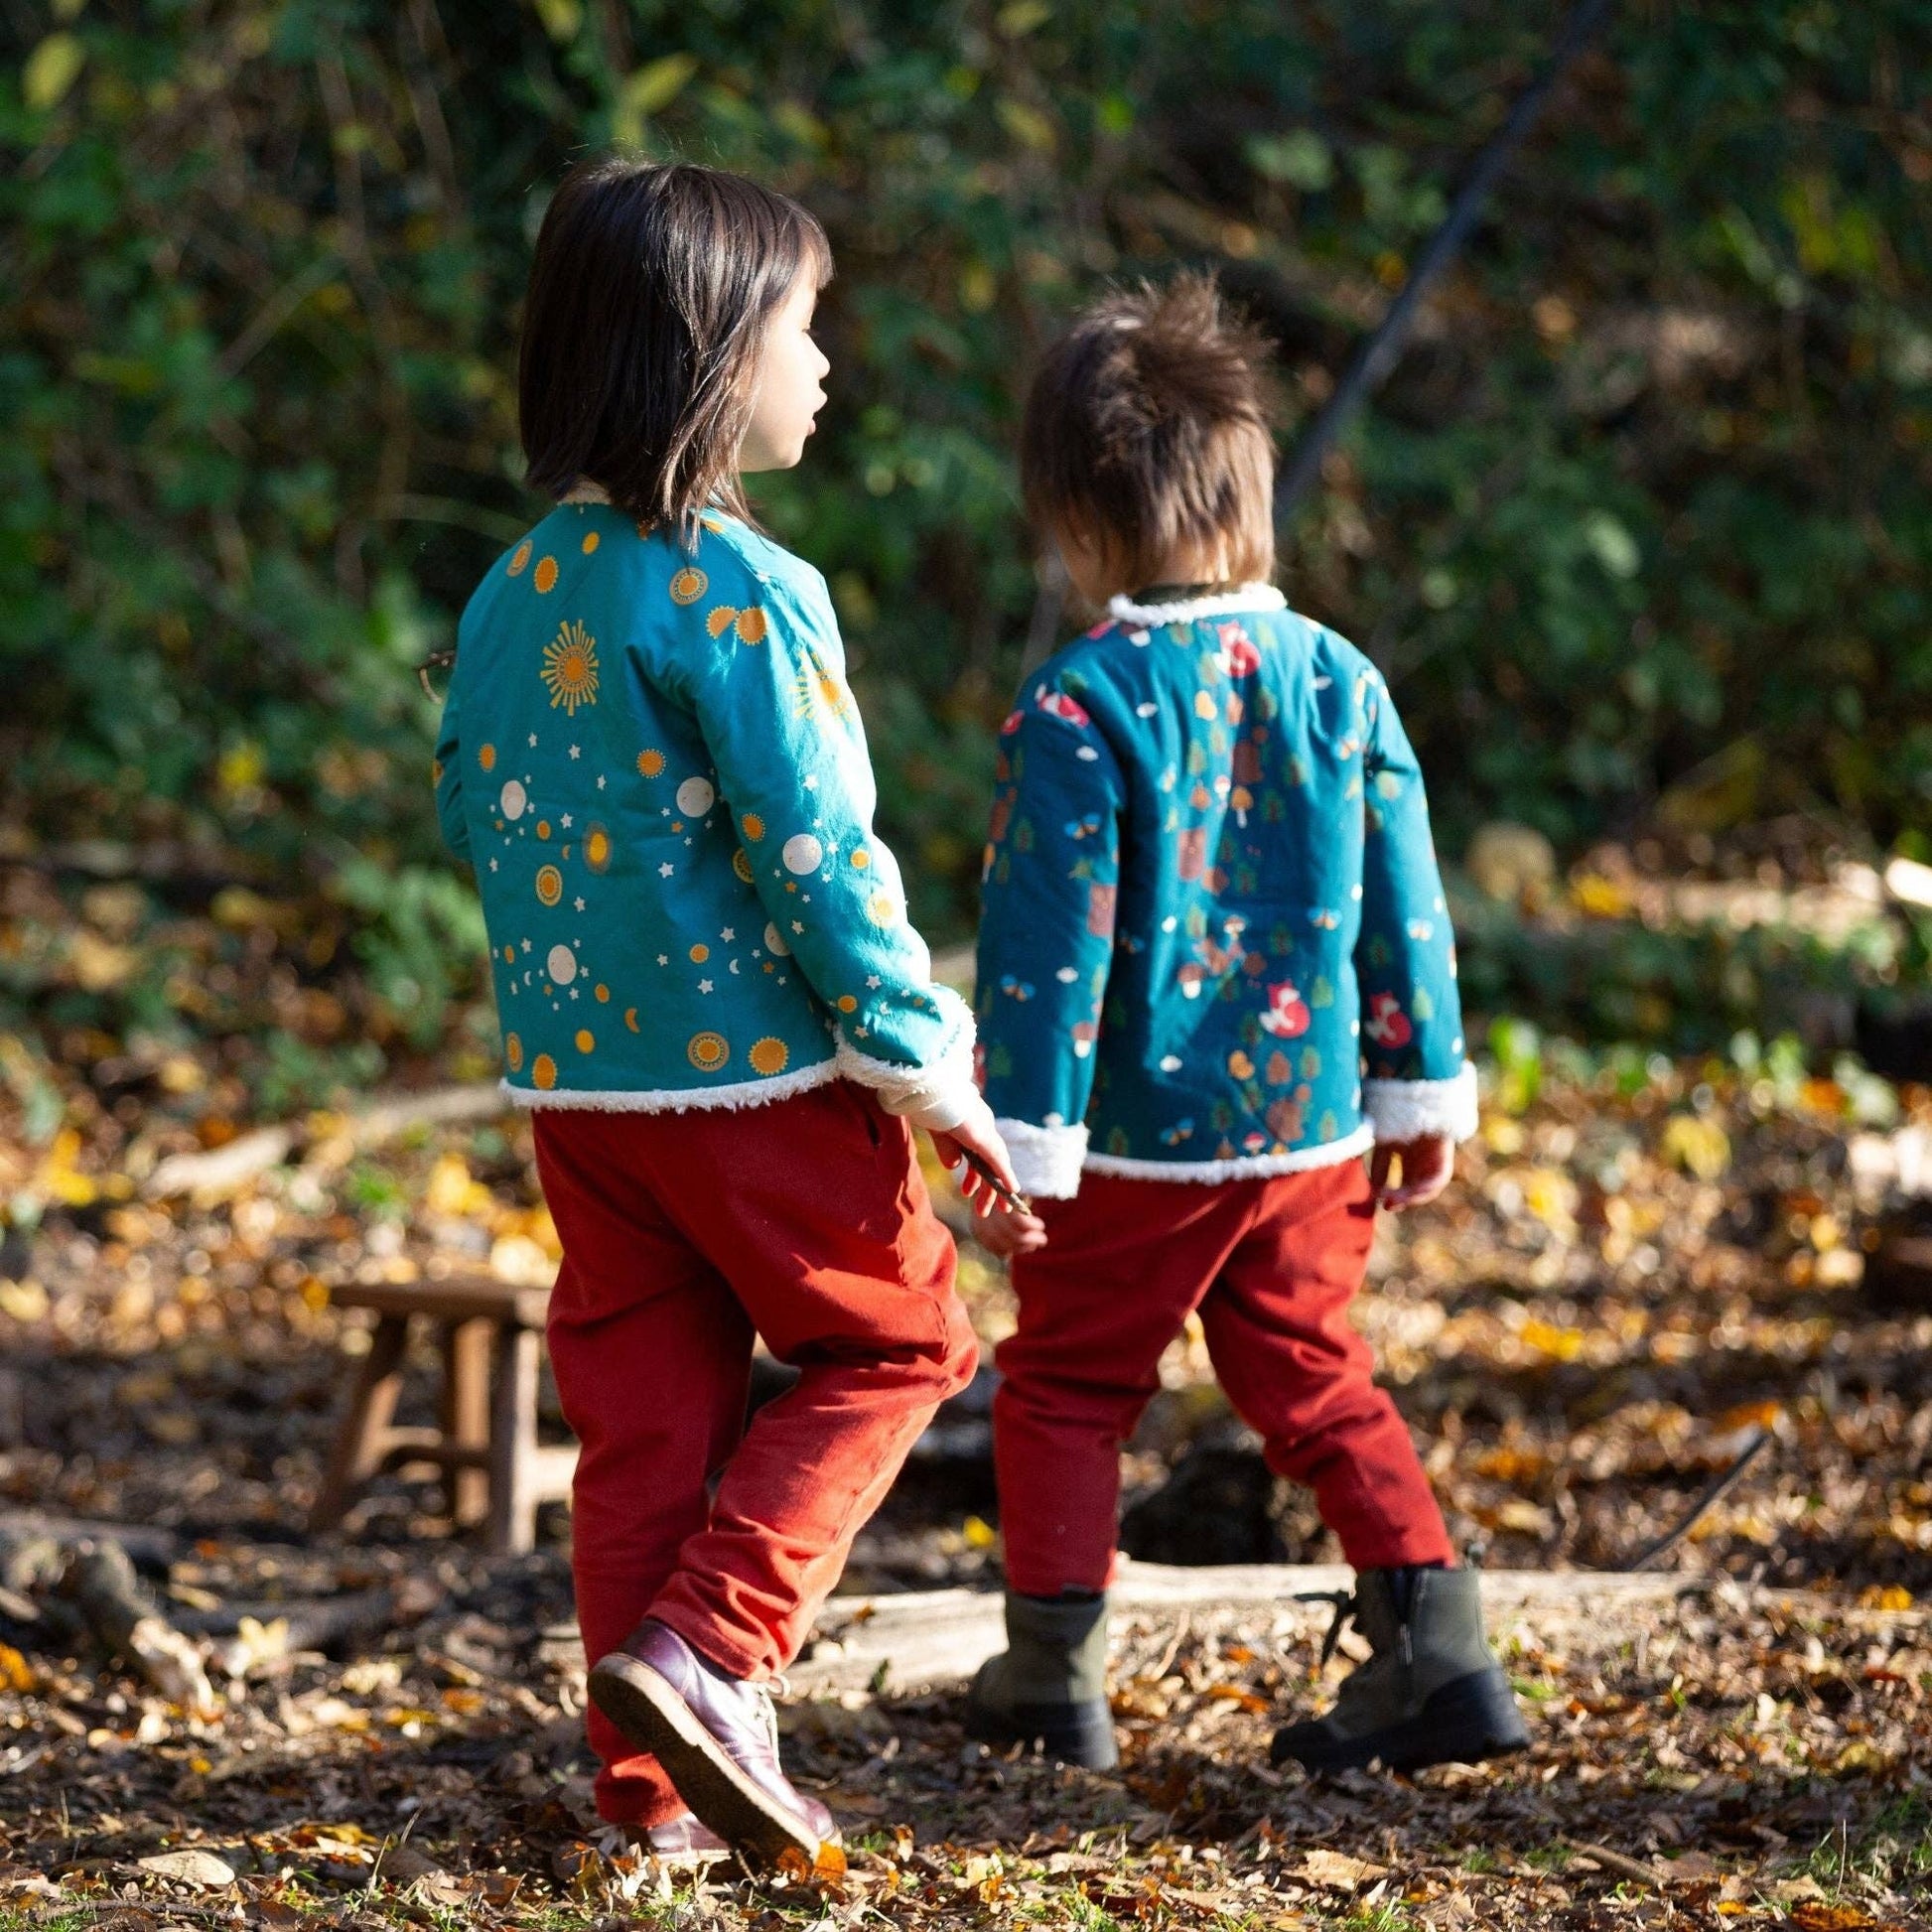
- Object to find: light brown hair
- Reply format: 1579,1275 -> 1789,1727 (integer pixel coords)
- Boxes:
519,157 -> 831,540
1020,274 -> 1279,591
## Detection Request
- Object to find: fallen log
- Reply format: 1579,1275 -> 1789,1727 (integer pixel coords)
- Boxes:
144,1082 -> 506,1201
542,1562 -> 1789,1698
62,1541 -> 217,1718
0,1511 -> 180,1570
178,1576 -> 444,1677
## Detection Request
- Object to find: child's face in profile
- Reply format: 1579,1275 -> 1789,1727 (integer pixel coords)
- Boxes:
740,269 -> 830,475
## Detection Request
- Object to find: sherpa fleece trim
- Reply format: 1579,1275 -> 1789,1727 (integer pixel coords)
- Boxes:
505,1057 -> 840,1114
1107,585 -> 1288,628
995,1118 -> 1090,1199
834,1022 -> 979,1131
1361,1063 -> 1480,1144
1080,1122 -> 1375,1186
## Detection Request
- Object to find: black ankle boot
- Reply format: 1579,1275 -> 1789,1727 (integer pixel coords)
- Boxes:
1270,1567 -> 1528,1773
964,1590 -> 1117,1770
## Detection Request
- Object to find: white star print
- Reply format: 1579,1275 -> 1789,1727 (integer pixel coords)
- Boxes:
488,859 -> 499,872
521,939 -> 531,953
528,733 -> 537,747
698,978 -> 714,993
568,745 -> 581,759
561,813 -> 573,828
791,920 -> 804,933
597,774 -> 607,789
866,974 -> 882,989
569,988 -> 579,1000
574,897 -> 586,911
720,927 -> 735,942
659,863 -> 674,877
803,774 -> 818,790
657,954 -> 668,966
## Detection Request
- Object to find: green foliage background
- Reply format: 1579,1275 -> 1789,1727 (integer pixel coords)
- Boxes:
4,0 -> 1929,1048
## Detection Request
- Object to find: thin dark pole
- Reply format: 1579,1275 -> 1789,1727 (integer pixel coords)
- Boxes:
1273,0 -> 1617,521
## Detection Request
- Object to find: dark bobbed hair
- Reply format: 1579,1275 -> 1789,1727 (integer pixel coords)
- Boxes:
1021,274 -> 1279,592
519,157 -> 831,538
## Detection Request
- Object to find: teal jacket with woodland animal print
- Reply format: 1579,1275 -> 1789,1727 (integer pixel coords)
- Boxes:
435,490 -> 976,1127
974,586 -> 1477,1198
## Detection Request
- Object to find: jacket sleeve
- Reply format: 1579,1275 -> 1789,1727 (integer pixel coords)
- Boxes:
1352,663 -> 1478,1143
974,676 -> 1125,1197
433,687 -> 472,863
686,564 -> 977,1130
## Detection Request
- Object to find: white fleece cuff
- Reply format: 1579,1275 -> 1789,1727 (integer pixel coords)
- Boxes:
1362,1062 -> 1480,1144
995,1118 -> 1090,1199
834,1025 -> 979,1134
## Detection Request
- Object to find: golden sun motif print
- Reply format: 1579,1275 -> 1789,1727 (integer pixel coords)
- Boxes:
541,620 -> 600,714
793,638 -> 853,723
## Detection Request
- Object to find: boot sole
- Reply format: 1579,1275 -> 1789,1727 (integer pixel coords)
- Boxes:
963,1687 -> 1120,1771
1271,1665 -> 1529,1774
588,1652 -> 826,1870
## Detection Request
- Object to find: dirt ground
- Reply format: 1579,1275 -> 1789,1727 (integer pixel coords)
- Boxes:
1,1056 -> 1929,1927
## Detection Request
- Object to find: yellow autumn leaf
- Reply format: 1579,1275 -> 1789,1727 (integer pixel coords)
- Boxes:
1520,1317 -> 1586,1361
23,34 -> 85,111
628,52 -> 698,113
1660,1113 -> 1730,1179
1570,870 -> 1635,918
996,97 -> 1056,152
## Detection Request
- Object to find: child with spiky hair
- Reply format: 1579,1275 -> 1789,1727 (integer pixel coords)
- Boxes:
967,274 -> 1525,1777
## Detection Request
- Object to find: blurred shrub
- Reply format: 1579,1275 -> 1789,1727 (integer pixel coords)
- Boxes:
3,0 -> 1928,1038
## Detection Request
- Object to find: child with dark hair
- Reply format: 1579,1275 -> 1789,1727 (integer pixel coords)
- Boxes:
967,275 -> 1525,1776
434,157 -> 1026,1870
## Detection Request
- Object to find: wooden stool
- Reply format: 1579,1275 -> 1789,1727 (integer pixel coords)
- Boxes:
309,1276 -> 576,1555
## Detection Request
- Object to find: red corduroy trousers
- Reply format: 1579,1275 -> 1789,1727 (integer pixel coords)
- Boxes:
533,1079 -> 978,1828
996,1156 -> 1453,1595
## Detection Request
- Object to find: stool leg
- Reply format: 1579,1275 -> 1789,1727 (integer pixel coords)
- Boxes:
309,1313 -> 410,1535
440,1316 -> 492,1529
487,1321 -> 542,1556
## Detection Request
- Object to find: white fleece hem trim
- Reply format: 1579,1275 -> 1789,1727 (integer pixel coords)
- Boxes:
1107,585 -> 1288,627
1081,1123 -> 1375,1184
833,1022 -> 979,1131
504,1058 -> 838,1114
1362,1063 -> 1480,1144
562,481 -> 611,504
995,1118 -> 1090,1198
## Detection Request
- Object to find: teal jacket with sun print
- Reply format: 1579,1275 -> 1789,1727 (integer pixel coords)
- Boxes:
974,586 -> 1477,1198
434,489 -> 976,1125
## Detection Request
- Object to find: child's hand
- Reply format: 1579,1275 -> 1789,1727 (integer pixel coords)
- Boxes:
972,1195 -> 1048,1258
929,1098 -> 1026,1217
1370,1133 -> 1454,1210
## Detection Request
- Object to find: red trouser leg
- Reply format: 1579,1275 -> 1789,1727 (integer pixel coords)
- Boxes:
996,1176 -> 1252,1595
535,1079 -> 978,1826
996,1160 -> 1451,1598
1202,1161 -> 1454,1572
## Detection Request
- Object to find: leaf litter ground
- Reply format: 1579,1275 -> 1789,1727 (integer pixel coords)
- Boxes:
0,1046 -> 1929,1928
